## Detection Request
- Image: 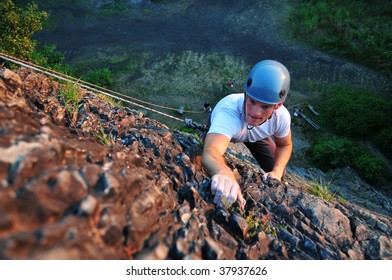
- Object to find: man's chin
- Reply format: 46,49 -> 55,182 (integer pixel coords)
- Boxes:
246,118 -> 265,126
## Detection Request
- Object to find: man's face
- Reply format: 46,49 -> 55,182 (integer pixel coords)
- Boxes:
244,94 -> 279,126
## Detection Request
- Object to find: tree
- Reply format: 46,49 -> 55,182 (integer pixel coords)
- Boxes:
0,0 -> 47,61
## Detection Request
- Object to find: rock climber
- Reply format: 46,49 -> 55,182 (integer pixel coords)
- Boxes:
202,60 -> 293,210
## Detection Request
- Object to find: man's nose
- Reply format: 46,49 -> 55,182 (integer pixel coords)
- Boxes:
249,106 -> 263,117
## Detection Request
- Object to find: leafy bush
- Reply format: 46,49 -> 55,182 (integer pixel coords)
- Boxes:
373,128 -> 392,160
317,86 -> 392,158
311,136 -> 386,183
32,43 -> 72,73
0,0 -> 47,61
311,137 -> 360,170
98,0 -> 129,16
84,68 -> 113,88
354,152 -> 385,183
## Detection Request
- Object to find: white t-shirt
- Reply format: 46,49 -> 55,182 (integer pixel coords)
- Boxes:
207,93 -> 291,142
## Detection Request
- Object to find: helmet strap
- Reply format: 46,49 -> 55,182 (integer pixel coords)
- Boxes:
255,113 -> 272,127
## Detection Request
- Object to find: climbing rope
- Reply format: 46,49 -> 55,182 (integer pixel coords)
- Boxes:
0,52 -> 208,131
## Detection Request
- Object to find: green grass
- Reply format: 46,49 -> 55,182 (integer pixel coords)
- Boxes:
114,51 -> 248,126
69,47 -> 248,128
289,0 -> 392,77
94,121 -> 112,146
97,0 -> 130,17
96,93 -> 122,108
306,173 -> 337,203
59,81 -> 83,116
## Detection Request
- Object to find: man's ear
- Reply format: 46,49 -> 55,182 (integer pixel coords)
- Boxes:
275,102 -> 284,109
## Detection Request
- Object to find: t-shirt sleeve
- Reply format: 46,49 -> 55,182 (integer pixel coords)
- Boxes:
207,109 -> 242,141
274,108 -> 291,138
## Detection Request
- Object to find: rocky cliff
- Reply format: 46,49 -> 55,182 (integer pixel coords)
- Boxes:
0,68 -> 391,260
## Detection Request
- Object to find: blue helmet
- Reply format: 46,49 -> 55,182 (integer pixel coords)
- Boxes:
244,60 -> 290,104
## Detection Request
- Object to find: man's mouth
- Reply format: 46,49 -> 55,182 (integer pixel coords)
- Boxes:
249,114 -> 262,122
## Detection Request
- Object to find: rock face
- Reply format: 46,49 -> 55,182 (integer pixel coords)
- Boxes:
0,68 -> 391,260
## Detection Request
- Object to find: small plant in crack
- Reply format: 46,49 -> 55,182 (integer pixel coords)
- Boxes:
94,121 -> 113,146
221,198 -> 279,241
84,119 -> 114,146
59,80 -> 83,117
307,172 -> 338,203
96,93 -> 122,107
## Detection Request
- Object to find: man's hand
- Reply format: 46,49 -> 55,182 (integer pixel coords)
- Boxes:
262,170 -> 282,182
211,174 -> 246,210
202,133 -> 246,210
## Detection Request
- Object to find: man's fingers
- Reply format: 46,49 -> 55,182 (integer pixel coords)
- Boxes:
262,173 -> 270,183
211,175 -> 230,195
263,171 -> 282,183
237,192 -> 246,210
227,183 -> 240,205
211,176 -> 219,194
213,193 -> 221,205
210,174 -> 242,208
213,184 -> 225,204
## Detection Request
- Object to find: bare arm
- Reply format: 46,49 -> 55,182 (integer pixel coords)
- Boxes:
202,133 -> 233,178
264,131 -> 293,181
202,133 -> 246,209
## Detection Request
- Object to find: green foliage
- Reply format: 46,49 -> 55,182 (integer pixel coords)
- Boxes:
96,93 -> 122,108
33,44 -> 64,66
84,68 -> 113,88
372,128 -> 392,160
354,152 -> 386,183
311,84 -> 390,184
98,0 -> 129,16
0,0 -> 47,61
316,86 -> 392,156
312,137 -> 360,170
32,43 -> 72,73
177,126 -> 199,138
311,136 -> 386,183
290,0 -> 392,77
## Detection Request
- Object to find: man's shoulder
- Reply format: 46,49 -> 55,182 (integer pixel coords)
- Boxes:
213,94 -> 243,117
219,93 -> 244,102
209,94 -> 245,139
277,105 -> 291,118
215,93 -> 243,110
